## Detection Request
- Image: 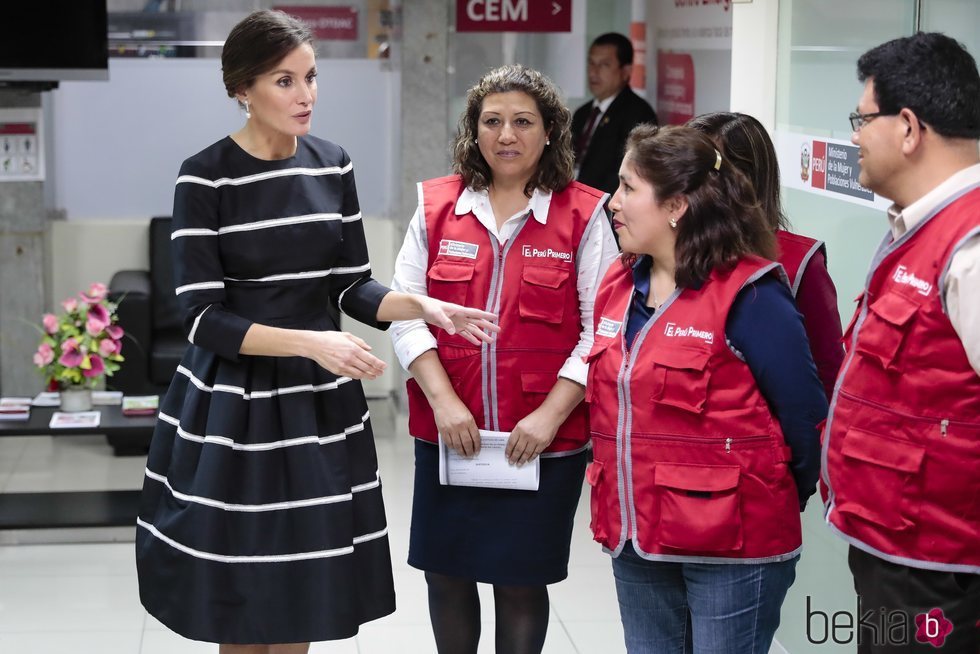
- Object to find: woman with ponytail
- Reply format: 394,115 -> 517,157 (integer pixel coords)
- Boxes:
584,125 -> 828,653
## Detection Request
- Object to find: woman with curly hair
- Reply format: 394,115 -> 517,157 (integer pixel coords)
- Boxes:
390,64 -> 618,653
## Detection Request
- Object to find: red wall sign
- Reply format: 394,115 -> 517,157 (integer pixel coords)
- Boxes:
656,51 -> 695,125
456,0 -> 572,33
274,6 -> 358,40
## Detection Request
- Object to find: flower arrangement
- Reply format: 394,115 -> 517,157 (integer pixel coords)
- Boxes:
33,283 -> 125,390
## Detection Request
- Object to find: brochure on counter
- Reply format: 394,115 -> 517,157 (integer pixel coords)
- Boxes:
438,429 -> 540,491
0,397 -> 32,421
122,395 -> 159,416
49,411 -> 101,429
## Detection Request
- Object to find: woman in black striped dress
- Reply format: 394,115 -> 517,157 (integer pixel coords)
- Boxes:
135,10 -> 497,652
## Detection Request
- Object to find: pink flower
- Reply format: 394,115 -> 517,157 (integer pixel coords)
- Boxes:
82,354 -> 105,378
59,349 -> 84,368
106,324 -> 124,340
86,314 -> 108,337
88,302 -> 109,324
63,337 -> 79,352
33,343 -> 54,367
98,338 -> 122,357
61,297 -> 78,313
80,282 -> 108,304
42,313 -> 59,334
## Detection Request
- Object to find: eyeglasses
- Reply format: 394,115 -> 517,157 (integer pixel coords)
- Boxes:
849,111 -> 894,131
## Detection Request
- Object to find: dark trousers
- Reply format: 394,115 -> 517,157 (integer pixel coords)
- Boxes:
849,546 -> 980,654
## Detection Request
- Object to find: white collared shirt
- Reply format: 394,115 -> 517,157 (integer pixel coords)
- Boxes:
390,185 -> 619,385
886,162 -> 980,374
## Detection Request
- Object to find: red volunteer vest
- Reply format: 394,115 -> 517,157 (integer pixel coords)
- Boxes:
406,175 -> 604,454
823,186 -> 980,573
586,256 -> 802,562
776,229 -> 825,298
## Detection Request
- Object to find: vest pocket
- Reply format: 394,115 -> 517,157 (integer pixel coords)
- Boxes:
652,463 -> 743,552
835,427 -> 925,531
649,347 -> 712,414
519,265 -> 570,323
584,339 -> 611,404
588,436 -> 619,546
855,292 -> 919,371
520,371 -> 555,413
427,259 -> 476,307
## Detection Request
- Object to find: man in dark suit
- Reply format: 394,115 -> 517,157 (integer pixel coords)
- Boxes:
572,32 -> 658,197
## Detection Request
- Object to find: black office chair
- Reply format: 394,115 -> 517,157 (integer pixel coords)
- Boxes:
107,217 -> 186,455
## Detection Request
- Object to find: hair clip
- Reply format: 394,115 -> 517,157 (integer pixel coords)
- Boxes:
713,149 -> 722,171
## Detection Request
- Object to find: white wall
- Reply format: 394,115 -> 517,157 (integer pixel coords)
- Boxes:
45,57 -> 399,220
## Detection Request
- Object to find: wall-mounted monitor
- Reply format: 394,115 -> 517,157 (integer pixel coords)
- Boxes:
0,2 -> 109,86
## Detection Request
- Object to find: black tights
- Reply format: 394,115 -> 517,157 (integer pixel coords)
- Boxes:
424,572 -> 550,654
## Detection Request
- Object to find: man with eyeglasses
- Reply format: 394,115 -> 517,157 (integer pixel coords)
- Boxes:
822,32 -> 980,653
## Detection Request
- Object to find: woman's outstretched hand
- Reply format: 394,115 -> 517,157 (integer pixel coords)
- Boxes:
417,296 -> 500,346
307,331 -> 387,380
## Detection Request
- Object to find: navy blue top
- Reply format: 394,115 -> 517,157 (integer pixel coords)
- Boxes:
625,256 -> 828,508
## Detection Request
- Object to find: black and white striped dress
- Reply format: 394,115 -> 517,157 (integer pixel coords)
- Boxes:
135,135 -> 395,644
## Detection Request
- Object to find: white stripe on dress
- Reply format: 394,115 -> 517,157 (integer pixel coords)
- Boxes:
187,305 -> 211,344
174,365 -> 353,398
172,228 -> 218,239
142,468 -> 381,512
136,517 -> 388,563
217,212 -> 353,235
175,281 -> 225,295
224,262 -> 371,284
157,410 -> 370,451
175,162 -> 353,189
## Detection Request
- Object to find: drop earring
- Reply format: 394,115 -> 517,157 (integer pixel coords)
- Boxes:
244,99 -> 250,120
669,217 -> 678,229
546,139 -> 550,145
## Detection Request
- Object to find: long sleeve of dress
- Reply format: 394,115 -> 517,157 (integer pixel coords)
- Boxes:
794,249 -> 844,400
171,161 -> 254,362
727,276 -> 829,509
328,150 -> 392,330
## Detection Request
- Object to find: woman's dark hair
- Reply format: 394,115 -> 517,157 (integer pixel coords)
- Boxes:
857,32 -> 980,139
687,111 -> 789,231
622,124 -> 776,288
452,65 -> 574,196
222,10 -> 314,106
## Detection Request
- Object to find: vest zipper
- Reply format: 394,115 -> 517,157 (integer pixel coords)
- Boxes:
620,354 -> 633,539
840,389 -> 971,434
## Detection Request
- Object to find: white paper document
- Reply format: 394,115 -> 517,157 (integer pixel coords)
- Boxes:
439,429 -> 540,491
49,411 -> 101,429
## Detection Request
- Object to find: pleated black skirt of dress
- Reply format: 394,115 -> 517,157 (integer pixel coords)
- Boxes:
136,316 -> 396,644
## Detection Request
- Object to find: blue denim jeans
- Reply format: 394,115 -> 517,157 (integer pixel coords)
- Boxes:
611,541 -> 799,654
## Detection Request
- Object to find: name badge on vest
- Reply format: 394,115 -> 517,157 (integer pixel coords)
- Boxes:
596,317 -> 622,338
439,239 -> 479,259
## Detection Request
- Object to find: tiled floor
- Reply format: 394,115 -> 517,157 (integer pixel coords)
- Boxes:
0,399 -> 855,653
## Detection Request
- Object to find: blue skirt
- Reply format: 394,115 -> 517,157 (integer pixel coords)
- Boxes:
408,439 -> 587,586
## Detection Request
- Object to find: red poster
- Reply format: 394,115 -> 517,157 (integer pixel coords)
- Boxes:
456,0 -> 571,33
656,51 -> 695,125
274,6 -> 358,40
810,140 -> 827,190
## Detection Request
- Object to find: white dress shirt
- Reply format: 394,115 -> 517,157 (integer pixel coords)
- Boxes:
390,185 -> 619,386
886,162 -> 980,374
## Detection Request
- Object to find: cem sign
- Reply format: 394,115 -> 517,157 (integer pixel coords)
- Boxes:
456,0 -> 572,33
